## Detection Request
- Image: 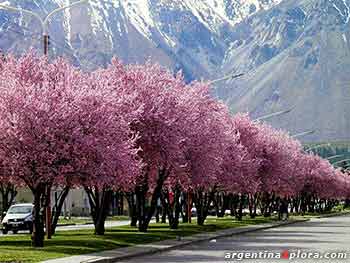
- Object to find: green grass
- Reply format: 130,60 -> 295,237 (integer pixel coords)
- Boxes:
0,216 -> 275,263
57,215 -> 130,225
57,218 -> 91,225
107,215 -> 130,221
290,206 -> 350,219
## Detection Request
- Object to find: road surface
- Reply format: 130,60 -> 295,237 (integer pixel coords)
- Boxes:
120,215 -> 350,263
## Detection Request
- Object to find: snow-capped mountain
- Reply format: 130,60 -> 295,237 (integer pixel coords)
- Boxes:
0,0 -> 281,80
215,0 -> 350,141
0,0 -> 349,141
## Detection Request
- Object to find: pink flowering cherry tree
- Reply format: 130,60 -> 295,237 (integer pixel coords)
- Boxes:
77,67 -> 141,235
176,82 -> 232,225
0,53 -> 140,245
104,61 -> 190,232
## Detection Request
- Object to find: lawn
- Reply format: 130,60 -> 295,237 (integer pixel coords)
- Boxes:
57,215 -> 130,225
0,216 -> 276,263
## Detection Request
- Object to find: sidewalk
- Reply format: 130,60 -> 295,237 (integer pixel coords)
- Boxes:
55,220 -> 131,231
42,219 -> 309,263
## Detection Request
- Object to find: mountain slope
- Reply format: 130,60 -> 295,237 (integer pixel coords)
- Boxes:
0,0 -> 281,80
215,0 -> 350,141
0,0 -> 349,141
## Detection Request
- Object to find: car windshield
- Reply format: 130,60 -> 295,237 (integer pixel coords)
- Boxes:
7,206 -> 32,214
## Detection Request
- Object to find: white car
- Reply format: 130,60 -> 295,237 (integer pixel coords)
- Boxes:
1,203 -> 34,234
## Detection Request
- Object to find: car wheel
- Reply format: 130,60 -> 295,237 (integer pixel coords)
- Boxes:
2,229 -> 8,235
12,229 -> 18,234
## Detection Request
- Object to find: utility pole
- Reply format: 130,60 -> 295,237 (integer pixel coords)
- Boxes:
0,0 -> 89,240
43,35 -> 50,56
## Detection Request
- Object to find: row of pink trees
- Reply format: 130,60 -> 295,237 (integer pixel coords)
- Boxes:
0,53 -> 349,247
0,54 -> 140,246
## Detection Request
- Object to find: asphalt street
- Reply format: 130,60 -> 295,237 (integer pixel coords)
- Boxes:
120,215 -> 350,263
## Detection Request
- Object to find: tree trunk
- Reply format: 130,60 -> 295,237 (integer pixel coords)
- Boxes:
0,183 -> 17,216
278,197 -> 289,220
137,167 -> 169,232
155,202 -> 160,223
248,193 -> 258,219
230,194 -> 238,217
164,186 -> 182,229
85,186 -> 113,235
193,188 -> 216,226
182,192 -> 189,223
31,186 -> 45,247
236,194 -> 245,221
160,193 -> 167,223
261,192 -> 272,217
51,186 -> 70,235
214,192 -> 229,218
125,193 -> 138,227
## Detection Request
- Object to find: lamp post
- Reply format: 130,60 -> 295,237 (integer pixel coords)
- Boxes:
326,155 -> 344,161
332,159 -> 350,167
0,0 -> 89,239
253,107 -> 294,123
0,0 -> 89,56
291,130 -> 316,139
209,73 -> 245,85
304,143 -> 331,152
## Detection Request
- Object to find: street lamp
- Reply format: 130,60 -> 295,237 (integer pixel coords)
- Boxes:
0,0 -> 89,240
332,159 -> 350,167
291,130 -> 316,139
253,107 -> 294,123
326,154 -> 344,161
304,143 -> 331,152
0,0 -> 89,55
208,73 -> 245,85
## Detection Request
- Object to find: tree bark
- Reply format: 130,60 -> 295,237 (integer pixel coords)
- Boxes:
193,188 -> 216,226
181,192 -> 189,223
85,186 -> 113,235
125,192 -> 138,227
160,192 -> 167,223
31,185 -> 45,247
137,167 -> 169,232
236,194 -> 245,221
163,185 -> 182,229
50,186 -> 70,235
0,183 -> 17,216
248,193 -> 257,219
214,192 -> 229,218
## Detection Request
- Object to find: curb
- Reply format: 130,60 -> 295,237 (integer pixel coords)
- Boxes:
56,223 -> 76,227
95,219 -> 309,263
57,222 -> 93,227
43,218 -> 309,263
314,211 -> 350,218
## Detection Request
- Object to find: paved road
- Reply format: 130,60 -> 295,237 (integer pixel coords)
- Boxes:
121,215 -> 350,263
0,220 -> 131,235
